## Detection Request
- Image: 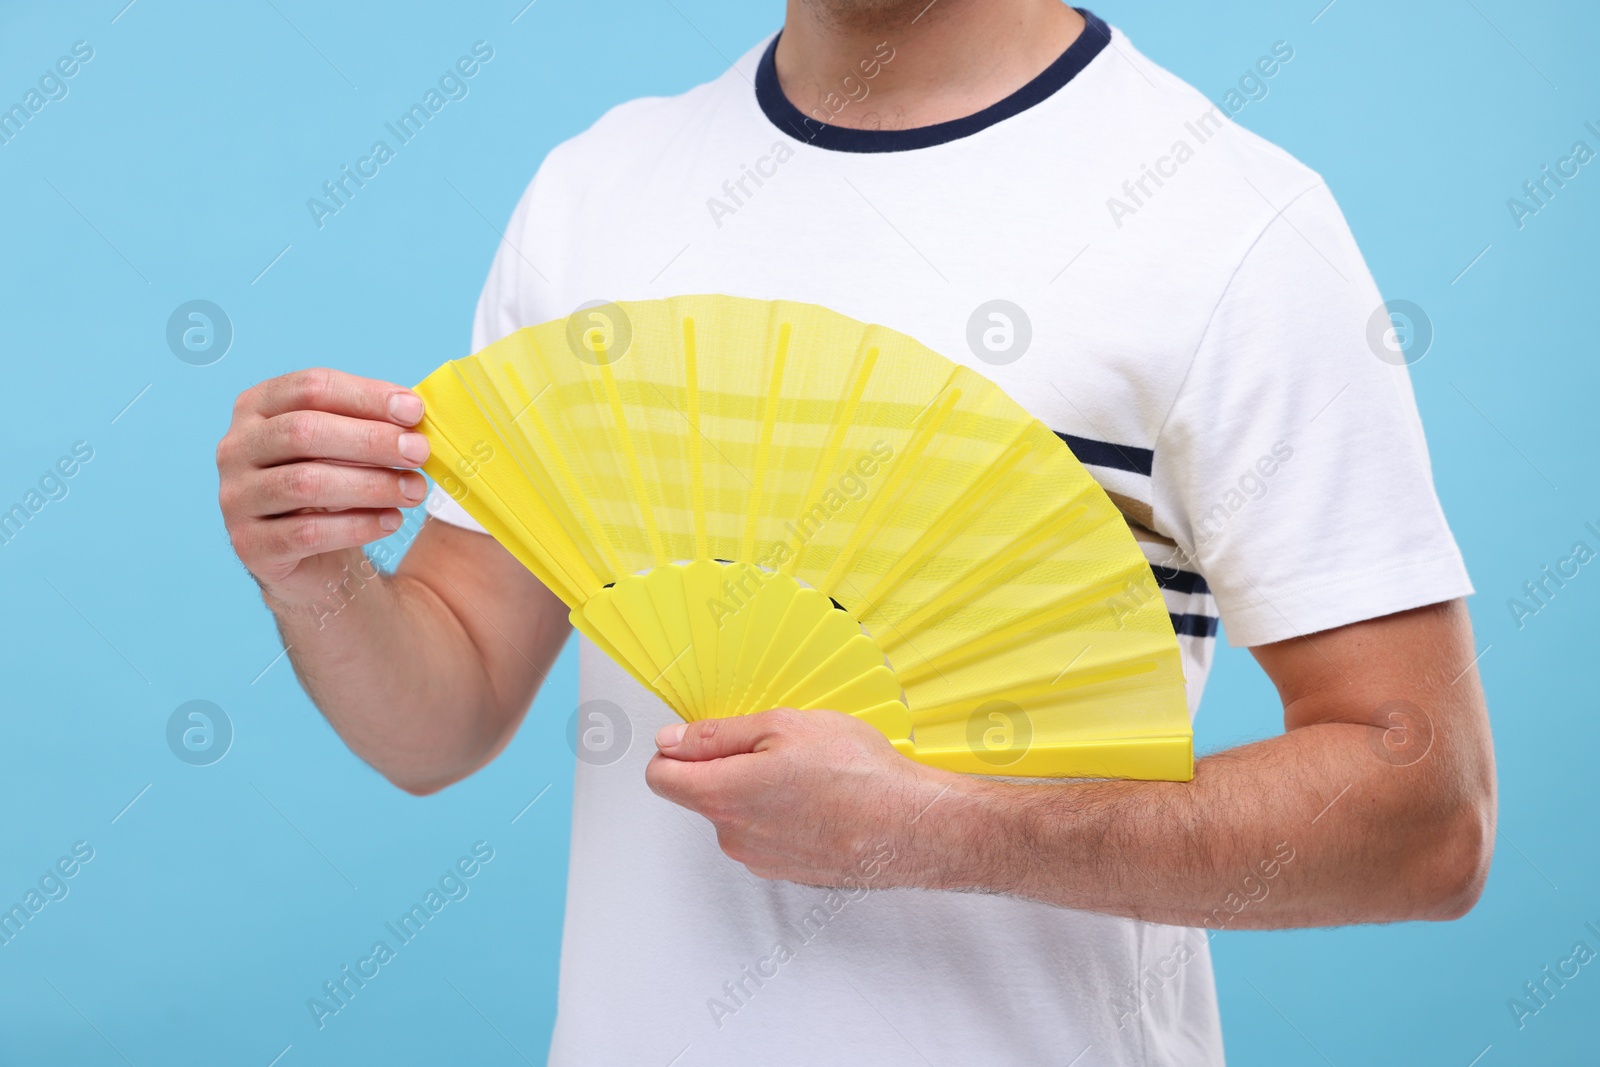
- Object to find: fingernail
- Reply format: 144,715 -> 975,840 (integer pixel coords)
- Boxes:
389,392 -> 424,425
657,723 -> 688,748
398,432 -> 430,465
399,472 -> 426,503
378,510 -> 402,532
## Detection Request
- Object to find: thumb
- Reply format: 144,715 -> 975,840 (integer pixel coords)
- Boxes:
655,709 -> 796,762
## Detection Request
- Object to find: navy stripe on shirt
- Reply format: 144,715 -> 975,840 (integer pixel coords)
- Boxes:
1054,431 -> 1155,477
1152,567 -> 1211,597
1169,612 -> 1220,639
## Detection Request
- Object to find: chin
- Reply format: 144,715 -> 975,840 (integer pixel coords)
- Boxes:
805,0 -> 942,32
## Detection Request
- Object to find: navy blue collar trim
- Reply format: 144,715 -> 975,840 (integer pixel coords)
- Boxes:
755,8 -> 1111,154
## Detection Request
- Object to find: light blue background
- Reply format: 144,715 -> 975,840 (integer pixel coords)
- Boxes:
1,1 -> 1595,1064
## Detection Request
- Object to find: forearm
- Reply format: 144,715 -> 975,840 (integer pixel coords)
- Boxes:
650,599 -> 1494,928
266,545 -> 509,794
928,721 -> 1493,928
217,371 -> 570,793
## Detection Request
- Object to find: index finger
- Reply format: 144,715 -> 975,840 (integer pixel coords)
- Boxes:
244,367 -> 423,426
644,750 -> 755,813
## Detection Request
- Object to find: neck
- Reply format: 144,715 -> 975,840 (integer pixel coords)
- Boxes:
775,0 -> 1086,131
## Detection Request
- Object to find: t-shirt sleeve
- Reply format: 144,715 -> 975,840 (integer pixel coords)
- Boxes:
423,174 -> 546,534
1150,181 -> 1472,648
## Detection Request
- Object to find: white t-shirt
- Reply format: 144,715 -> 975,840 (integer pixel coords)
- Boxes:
425,10 -> 1471,1064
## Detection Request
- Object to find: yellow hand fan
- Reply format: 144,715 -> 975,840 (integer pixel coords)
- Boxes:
414,295 -> 1192,781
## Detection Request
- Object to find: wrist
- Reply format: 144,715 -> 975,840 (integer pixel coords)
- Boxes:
909,772 -> 1023,895
260,548 -> 385,623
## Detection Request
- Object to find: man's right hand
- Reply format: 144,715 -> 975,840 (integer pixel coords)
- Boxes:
217,368 -> 431,607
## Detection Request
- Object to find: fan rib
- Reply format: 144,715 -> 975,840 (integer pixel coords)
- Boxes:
741,320 -> 792,565
893,567 -> 1158,686
853,424 -> 1034,614
866,492 -> 1095,650
909,733 -> 1191,781
496,362 -> 609,594
682,316 -> 708,561
597,360 -> 670,567
726,574 -> 791,716
910,656 -> 1171,726
422,362 -> 593,603
421,415 -> 580,604
740,591 -> 833,713
785,342 -> 881,576
503,367 -> 624,589
773,632 -> 882,711
818,377 -> 962,596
